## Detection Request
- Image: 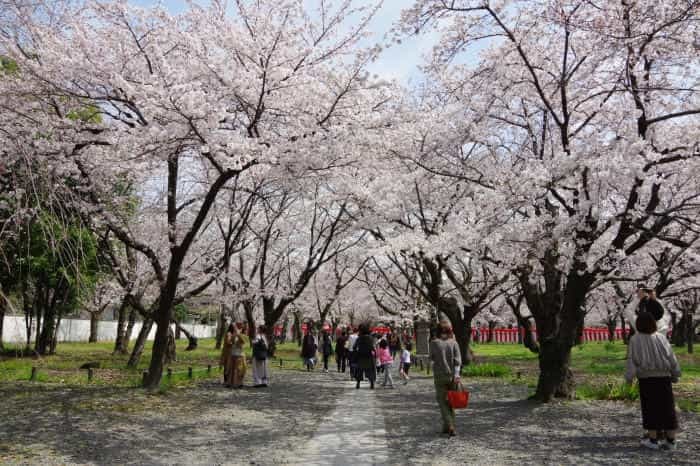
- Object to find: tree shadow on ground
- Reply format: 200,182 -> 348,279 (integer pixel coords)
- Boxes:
0,369 -> 348,465
377,374 -> 699,466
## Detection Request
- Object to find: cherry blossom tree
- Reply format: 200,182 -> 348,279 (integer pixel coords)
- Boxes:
398,0 -> 700,400
1,0 -> 390,387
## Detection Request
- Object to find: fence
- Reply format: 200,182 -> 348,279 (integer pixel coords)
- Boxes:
471,327 -> 629,344
1,315 -> 217,344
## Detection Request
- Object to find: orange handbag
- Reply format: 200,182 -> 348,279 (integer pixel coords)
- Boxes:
447,382 -> 470,409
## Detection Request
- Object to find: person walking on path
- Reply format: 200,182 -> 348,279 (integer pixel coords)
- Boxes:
335,331 -> 348,373
321,331 -> 333,373
301,330 -> 318,371
389,333 -> 400,360
228,324 -> 247,388
399,342 -> 412,384
625,311 -> 682,451
348,327 -> 359,380
378,339 -> 394,388
221,323 -> 234,386
251,326 -> 270,387
354,323 -> 377,389
430,314 -> 462,437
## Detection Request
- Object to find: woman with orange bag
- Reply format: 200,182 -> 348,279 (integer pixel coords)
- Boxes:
429,314 -> 462,437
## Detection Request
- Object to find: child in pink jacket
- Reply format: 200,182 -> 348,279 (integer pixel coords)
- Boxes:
378,339 -> 394,388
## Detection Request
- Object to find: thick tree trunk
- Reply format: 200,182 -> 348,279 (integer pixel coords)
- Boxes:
520,259 -> 591,402
244,301 -> 256,339
127,318 -> 153,368
487,321 -> 496,343
453,316 -> 473,366
534,337 -> 575,401
89,311 -> 102,343
36,305 -> 57,356
620,314 -> 629,344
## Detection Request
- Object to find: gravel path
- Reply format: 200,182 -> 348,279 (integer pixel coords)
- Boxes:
0,367 -> 698,465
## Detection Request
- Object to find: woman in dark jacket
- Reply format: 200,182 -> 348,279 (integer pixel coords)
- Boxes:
321,331 -> 333,373
353,323 -> 376,389
301,331 -> 318,371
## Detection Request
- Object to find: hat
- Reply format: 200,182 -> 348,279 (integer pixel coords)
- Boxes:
438,312 -> 451,324
637,284 -> 653,292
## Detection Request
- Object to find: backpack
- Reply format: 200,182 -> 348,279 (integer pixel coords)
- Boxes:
253,338 -> 268,361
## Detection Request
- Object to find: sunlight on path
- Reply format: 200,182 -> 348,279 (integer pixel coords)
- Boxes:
293,381 -> 389,466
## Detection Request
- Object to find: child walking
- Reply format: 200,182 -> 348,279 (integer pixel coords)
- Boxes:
625,311 -> 681,451
378,339 -> 394,388
399,342 -> 412,384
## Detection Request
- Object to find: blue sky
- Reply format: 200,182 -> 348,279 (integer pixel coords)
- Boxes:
130,0 -> 439,84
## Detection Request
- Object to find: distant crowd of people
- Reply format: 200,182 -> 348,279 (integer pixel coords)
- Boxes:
300,324 -> 412,389
216,283 -> 683,447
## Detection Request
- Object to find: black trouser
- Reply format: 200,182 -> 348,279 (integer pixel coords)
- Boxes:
336,352 -> 346,372
323,353 -> 330,370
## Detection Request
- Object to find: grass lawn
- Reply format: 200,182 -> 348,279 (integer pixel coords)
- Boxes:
1,338 -> 697,412
471,340 -> 699,412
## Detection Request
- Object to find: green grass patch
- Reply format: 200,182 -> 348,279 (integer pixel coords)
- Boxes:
576,380 -> 640,402
462,363 -> 511,378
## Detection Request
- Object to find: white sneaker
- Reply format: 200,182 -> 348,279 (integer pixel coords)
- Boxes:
640,438 -> 660,450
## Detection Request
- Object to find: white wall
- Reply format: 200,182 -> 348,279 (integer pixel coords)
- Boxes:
1,315 -> 216,344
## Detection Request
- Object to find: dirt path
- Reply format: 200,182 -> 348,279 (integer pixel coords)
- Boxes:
0,368 -> 698,465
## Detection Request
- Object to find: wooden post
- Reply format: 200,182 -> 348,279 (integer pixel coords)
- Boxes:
167,368 -> 173,379
142,371 -> 148,386
30,367 -> 37,381
188,367 -> 193,379
279,359 -> 283,368
427,361 -> 431,375
207,364 -> 212,374
419,359 -> 424,371
87,368 -> 93,382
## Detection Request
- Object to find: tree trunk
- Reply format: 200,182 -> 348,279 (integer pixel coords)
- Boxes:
127,318 -> 153,368
125,308 -> 136,342
0,292 -> 5,350
89,311 -> 101,343
164,326 -> 177,365
244,301 -> 256,339
215,303 -> 226,350
294,312 -> 302,346
687,308 -> 694,354
36,304 -> 57,356
606,317 -> 616,342
620,314 -> 629,344
487,321 -> 496,343
520,261 -> 590,402
534,336 -> 575,401
520,318 -> 539,353
114,299 -> 129,353
453,315 -> 474,366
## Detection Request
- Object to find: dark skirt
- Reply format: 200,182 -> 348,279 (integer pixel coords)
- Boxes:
639,377 -> 679,431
